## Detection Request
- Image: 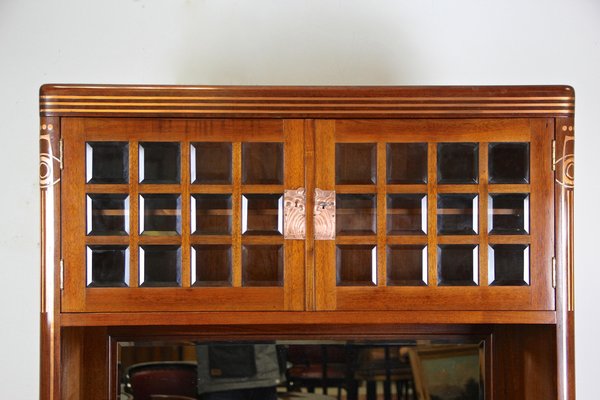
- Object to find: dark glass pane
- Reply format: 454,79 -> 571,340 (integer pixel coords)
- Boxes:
488,194 -> 529,235
437,245 -> 478,286
242,143 -> 283,184
386,143 -> 428,184
242,194 -> 283,236
437,194 -> 478,235
386,194 -> 427,235
335,143 -> 376,184
139,142 -> 180,184
192,194 -> 232,235
336,245 -> 376,286
86,142 -> 129,184
86,245 -> 129,287
191,245 -> 232,287
140,194 -> 181,236
86,194 -> 129,236
489,142 -> 530,184
139,245 -> 181,287
387,245 -> 427,286
489,244 -> 530,286
191,142 -> 232,184
336,194 -> 376,235
437,143 -> 479,184
242,245 -> 283,287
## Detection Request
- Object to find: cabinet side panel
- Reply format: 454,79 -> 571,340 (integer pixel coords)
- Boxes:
555,117 -> 575,400
40,116 -> 61,400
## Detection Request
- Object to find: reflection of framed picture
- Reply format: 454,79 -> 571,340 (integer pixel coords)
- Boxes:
407,344 -> 484,400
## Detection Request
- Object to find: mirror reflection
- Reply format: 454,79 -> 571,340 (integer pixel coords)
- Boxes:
118,340 -> 484,400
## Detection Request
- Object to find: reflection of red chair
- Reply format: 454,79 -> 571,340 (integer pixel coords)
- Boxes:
126,362 -> 197,400
286,345 -> 358,400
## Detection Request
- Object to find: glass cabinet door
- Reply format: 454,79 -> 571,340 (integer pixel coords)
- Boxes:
62,118 -> 305,312
314,119 -> 554,311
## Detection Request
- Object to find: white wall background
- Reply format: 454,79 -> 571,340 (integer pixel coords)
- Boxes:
1,0 -> 598,398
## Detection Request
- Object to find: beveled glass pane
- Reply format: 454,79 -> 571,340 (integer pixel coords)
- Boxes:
489,142 -> 530,184
387,194 -> 427,235
139,142 -> 180,184
242,194 -> 283,236
386,143 -> 428,184
86,194 -> 129,236
387,245 -> 427,286
139,245 -> 181,287
242,245 -> 283,287
191,194 -> 232,235
489,244 -> 530,286
488,193 -> 529,235
437,143 -> 479,184
242,143 -> 283,184
336,194 -> 376,235
335,143 -> 376,184
140,194 -> 181,236
437,194 -> 478,235
437,245 -> 478,286
191,245 -> 232,287
86,142 -> 129,184
336,245 -> 376,286
86,245 -> 129,287
191,142 -> 232,184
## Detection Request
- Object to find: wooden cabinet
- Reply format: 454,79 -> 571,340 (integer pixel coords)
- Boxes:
40,85 -> 575,399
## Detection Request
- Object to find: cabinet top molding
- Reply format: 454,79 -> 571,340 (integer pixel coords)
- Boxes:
40,84 -> 574,119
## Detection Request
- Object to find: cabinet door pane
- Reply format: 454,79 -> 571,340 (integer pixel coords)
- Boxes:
86,194 -> 129,236
336,245 -> 377,286
387,194 -> 427,235
242,143 -> 283,184
139,245 -> 182,287
242,194 -> 283,236
488,194 -> 529,235
387,245 -> 427,286
86,142 -> 129,184
489,142 -> 530,184
336,194 -> 376,235
242,245 -> 283,287
437,143 -> 479,184
386,143 -> 428,184
489,244 -> 530,286
139,142 -> 181,184
437,194 -> 478,235
191,245 -> 232,287
191,194 -> 232,235
191,142 -> 232,184
140,194 -> 181,236
336,143 -> 376,184
437,245 -> 479,286
86,245 -> 129,287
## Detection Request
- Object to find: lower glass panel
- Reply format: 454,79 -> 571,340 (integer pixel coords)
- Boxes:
336,245 -> 377,286
117,339 -> 484,400
437,245 -> 479,286
242,245 -> 283,287
86,245 -> 129,287
139,245 -> 182,287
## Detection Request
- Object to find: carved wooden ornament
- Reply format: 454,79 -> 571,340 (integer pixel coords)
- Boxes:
284,187 -> 306,240
314,189 -> 336,240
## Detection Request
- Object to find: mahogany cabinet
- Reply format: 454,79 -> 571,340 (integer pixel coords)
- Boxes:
39,85 -> 575,399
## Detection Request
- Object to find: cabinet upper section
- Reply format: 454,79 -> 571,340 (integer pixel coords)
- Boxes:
39,85 -> 574,119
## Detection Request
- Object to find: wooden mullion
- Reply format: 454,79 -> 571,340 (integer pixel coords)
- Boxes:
232,142 -> 242,287
129,139 -> 139,288
181,140 -> 191,288
377,142 -> 387,287
479,142 -> 489,287
427,143 -> 438,287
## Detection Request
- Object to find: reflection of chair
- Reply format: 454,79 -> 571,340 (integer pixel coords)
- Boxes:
355,346 -> 414,400
286,345 -> 358,400
126,362 -> 198,400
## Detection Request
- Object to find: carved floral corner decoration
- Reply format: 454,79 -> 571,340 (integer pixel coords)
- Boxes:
40,125 -> 60,190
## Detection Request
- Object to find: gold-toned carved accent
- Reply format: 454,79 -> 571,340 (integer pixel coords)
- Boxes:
40,127 -> 61,190
284,188 -> 306,240
314,189 -> 336,240
555,134 -> 574,189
